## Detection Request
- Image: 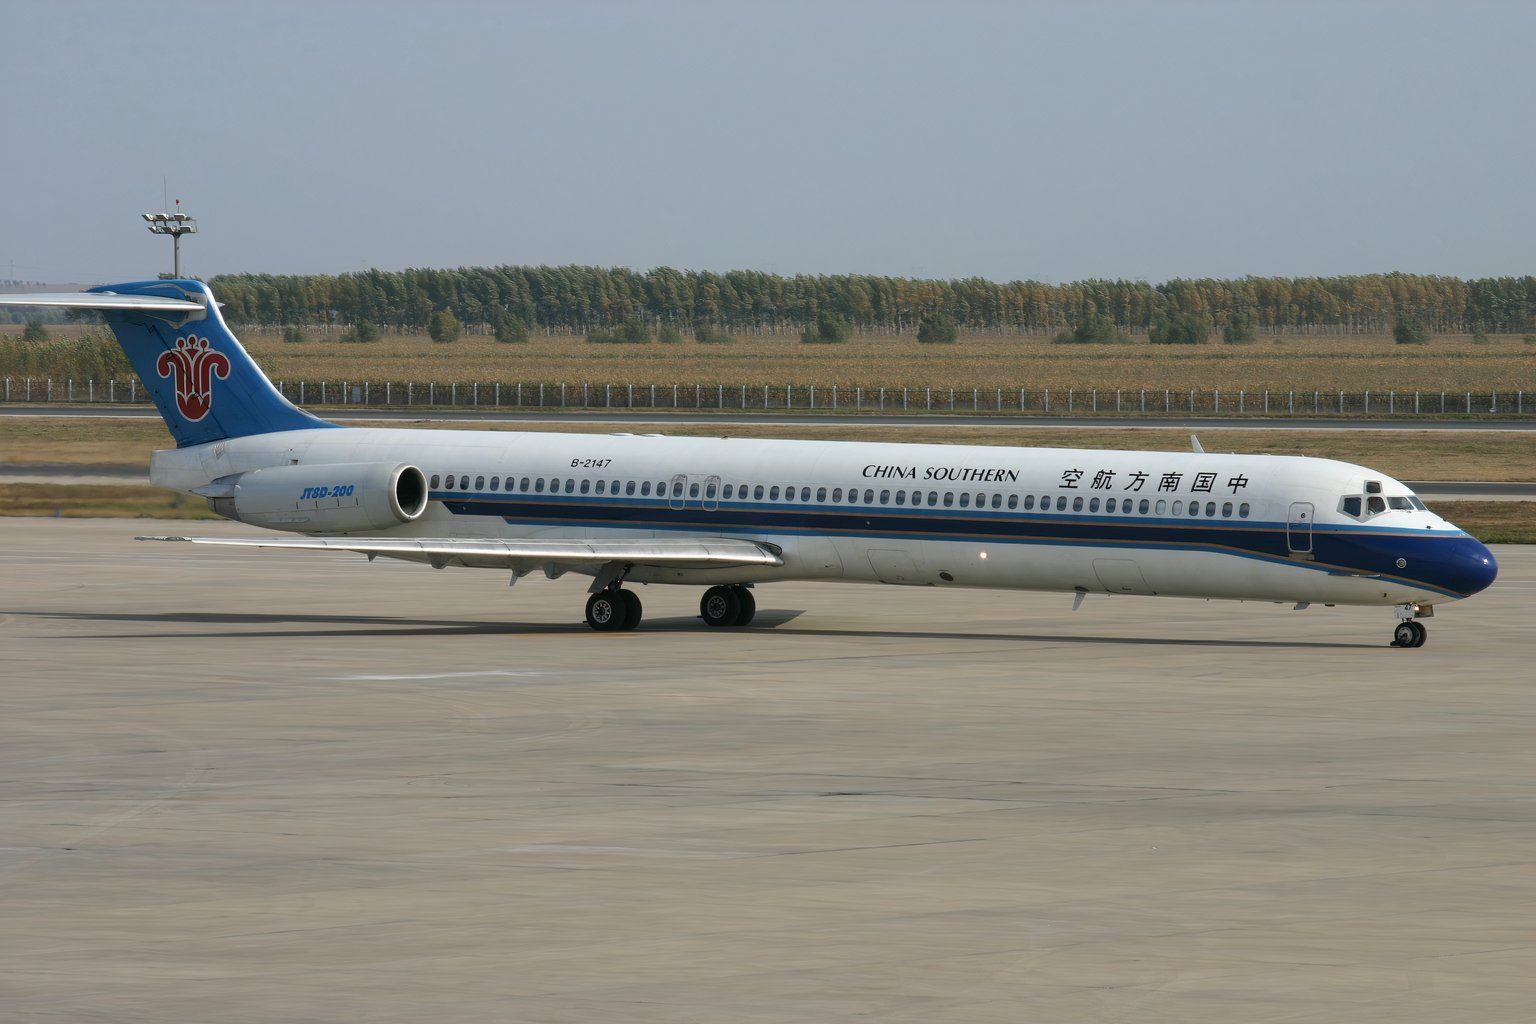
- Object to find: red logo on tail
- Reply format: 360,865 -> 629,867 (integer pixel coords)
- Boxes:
155,335 -> 231,421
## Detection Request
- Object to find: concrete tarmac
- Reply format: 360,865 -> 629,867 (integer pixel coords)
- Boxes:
1,518 -> 1532,1023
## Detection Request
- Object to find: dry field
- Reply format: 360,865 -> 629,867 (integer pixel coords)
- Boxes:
4,418 -> 1534,481
7,324 -> 1534,392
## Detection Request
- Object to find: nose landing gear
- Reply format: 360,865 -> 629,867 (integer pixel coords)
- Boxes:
1392,620 -> 1426,648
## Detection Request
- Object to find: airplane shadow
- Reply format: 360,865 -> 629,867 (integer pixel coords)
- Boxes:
5,608 -> 1379,649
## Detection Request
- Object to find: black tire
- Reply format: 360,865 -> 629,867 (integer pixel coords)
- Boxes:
1392,622 -> 1416,648
731,586 -> 756,627
586,591 -> 626,631
617,588 -> 642,630
700,585 -> 741,627
1409,620 -> 1426,647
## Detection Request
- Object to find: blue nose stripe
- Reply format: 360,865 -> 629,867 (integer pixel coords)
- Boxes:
1325,533 -> 1498,598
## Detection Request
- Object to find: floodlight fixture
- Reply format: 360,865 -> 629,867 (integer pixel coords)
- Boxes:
141,201 -> 198,277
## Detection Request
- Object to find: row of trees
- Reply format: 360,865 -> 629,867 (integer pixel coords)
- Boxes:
207,267 -> 1536,334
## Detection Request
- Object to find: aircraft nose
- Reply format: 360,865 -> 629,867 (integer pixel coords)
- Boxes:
1455,538 -> 1498,596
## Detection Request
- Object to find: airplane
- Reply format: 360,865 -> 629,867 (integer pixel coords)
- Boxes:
1,279 -> 1497,647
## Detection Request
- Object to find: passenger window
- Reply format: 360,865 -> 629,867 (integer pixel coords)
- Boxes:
816,487 -> 827,502
832,487 -> 842,501
1155,499 -> 1165,515
895,490 -> 907,506
798,487 -> 809,501
1070,496 -> 1082,511
943,492 -> 954,507
1088,497 -> 1099,512
1189,501 -> 1199,517
625,481 -> 636,495
707,482 -> 718,498
459,476 -> 469,490
520,477 -> 530,491
959,493 -> 970,508
689,483 -> 700,498
580,480 -> 591,494
430,474 -> 440,489
534,478 -> 545,493
754,485 -> 765,499
1056,496 -> 1067,511
1171,500 -> 1182,515
766,486 -> 777,500
721,484 -> 732,499
596,480 -> 607,495
848,488 -> 859,504
490,477 -> 500,491
1239,502 -> 1250,518
1008,495 -> 1018,509
1138,499 -> 1150,514
1105,497 -> 1115,512
863,489 -> 874,503
880,489 -> 891,504
1205,501 -> 1216,516
1367,496 -> 1386,514
927,492 -> 938,507
473,476 -> 483,490
1023,495 -> 1034,510
640,481 -> 651,496
991,494 -> 1002,509
1222,501 -> 1233,517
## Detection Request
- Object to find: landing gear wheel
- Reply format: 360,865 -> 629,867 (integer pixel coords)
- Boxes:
700,585 -> 742,627
731,586 -> 756,627
1392,621 -> 1426,648
617,588 -> 642,630
586,591 -> 631,632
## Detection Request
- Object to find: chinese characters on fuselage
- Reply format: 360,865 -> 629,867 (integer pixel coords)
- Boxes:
1062,468 -> 1249,493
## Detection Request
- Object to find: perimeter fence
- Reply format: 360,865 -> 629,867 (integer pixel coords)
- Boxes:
1,377 -> 1530,417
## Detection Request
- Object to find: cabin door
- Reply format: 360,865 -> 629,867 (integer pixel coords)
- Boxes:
1287,501 -> 1314,558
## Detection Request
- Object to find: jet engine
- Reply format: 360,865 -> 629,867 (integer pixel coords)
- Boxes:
203,462 -> 429,534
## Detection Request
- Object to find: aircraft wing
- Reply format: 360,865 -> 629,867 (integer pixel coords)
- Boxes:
138,534 -> 784,573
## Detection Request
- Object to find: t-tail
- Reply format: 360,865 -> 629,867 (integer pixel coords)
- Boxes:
2,279 -> 335,447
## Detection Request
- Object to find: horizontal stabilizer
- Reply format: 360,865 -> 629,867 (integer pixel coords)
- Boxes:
0,291 -> 204,312
138,534 -> 785,570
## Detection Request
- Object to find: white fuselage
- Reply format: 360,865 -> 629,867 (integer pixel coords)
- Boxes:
152,426 -> 1483,607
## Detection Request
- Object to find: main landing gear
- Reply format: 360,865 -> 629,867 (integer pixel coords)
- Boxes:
583,584 -> 757,631
699,585 -> 756,628
1391,604 -> 1429,648
586,587 -> 642,632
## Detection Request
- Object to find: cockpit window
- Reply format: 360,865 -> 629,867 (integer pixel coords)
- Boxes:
1342,496 -> 1362,517
1366,496 -> 1386,515
1409,497 -> 1428,510
1388,496 -> 1412,510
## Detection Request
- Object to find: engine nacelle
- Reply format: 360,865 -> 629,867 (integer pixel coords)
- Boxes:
207,462 -> 428,534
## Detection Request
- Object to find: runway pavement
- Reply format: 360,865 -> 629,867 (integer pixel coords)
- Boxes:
3,403 -> 1534,430
1,518 -> 1532,1022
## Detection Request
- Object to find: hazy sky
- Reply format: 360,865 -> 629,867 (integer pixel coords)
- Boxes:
2,0 -> 1532,284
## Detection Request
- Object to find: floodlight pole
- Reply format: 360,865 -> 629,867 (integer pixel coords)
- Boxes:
141,201 -> 198,278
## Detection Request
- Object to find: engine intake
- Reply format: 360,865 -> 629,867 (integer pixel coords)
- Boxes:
207,462 -> 428,534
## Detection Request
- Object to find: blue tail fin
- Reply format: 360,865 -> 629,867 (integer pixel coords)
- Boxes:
89,280 -> 336,447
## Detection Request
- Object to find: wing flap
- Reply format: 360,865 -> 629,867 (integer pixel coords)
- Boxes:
137,534 -> 784,570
